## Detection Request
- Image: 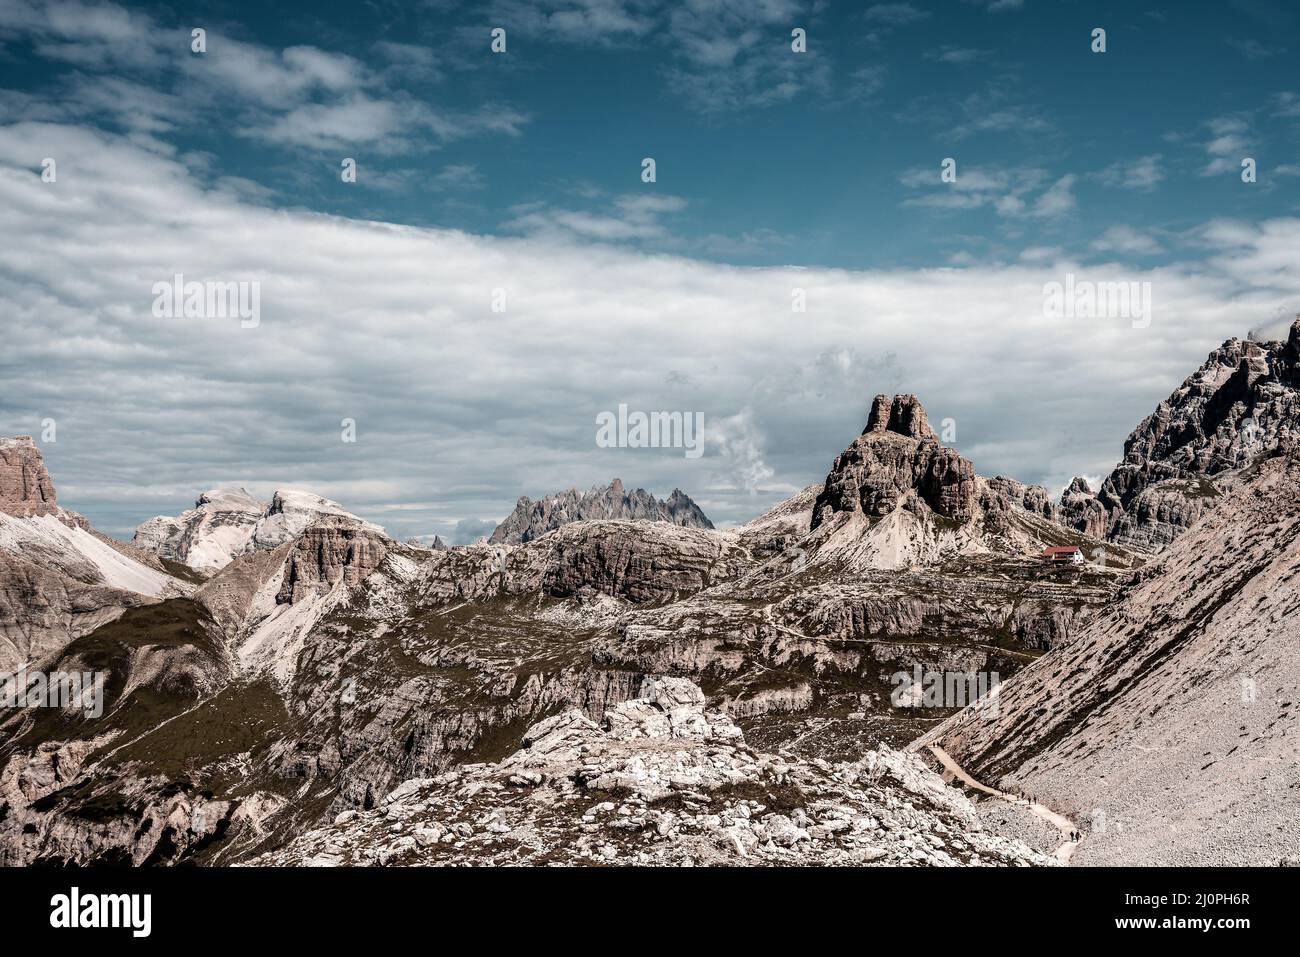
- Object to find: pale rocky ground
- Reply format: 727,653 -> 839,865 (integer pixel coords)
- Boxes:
253,676 -> 1053,868
921,443 -> 1300,866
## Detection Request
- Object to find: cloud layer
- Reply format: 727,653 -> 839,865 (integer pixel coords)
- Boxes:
3,122 -> 1300,543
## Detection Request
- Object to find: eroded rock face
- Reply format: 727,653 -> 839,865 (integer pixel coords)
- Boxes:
533,521 -> 748,604
1058,477 -> 1108,539
133,488 -> 264,572
985,477 -> 1058,523
0,437 -> 57,519
865,393 -> 935,441
1105,480 -> 1216,552
276,517 -> 390,604
813,395 -> 977,527
1079,321 -> 1300,551
490,478 -> 712,545
0,551 -> 150,670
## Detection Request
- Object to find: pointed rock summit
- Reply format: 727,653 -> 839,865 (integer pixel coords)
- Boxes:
0,436 -> 58,518
864,393 -> 936,441
814,394 -> 975,528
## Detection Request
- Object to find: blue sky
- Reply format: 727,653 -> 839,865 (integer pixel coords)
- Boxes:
2,0 -> 1299,542
5,0 -> 1297,267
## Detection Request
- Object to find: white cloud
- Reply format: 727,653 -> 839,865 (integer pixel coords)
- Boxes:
1,0 -> 528,152
432,163 -> 485,190
1226,36 -> 1280,59
479,0 -> 829,112
1093,154 -> 1164,191
663,0 -> 831,112
3,122 -> 1300,542
489,0 -> 660,44
925,46 -> 987,65
900,165 -> 1074,219
1032,174 -> 1076,218
505,193 -> 689,241
1275,92 -> 1300,117
1091,225 -> 1162,255
1202,116 -> 1251,177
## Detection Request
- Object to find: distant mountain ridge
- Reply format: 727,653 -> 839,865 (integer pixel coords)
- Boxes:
134,488 -> 383,572
489,478 -> 712,545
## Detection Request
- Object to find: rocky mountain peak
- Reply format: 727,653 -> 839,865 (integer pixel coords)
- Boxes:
134,486 -> 382,573
864,394 -> 936,441
0,435 -> 58,518
490,478 -> 713,545
814,394 -> 975,529
195,487 -> 260,510
1284,316 -> 1300,365
1066,320 -> 1300,551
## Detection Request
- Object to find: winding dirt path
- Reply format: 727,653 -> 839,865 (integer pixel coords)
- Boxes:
928,744 -> 1079,865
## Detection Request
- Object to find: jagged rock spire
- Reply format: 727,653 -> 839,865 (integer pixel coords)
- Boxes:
0,435 -> 58,518
490,479 -> 713,545
864,394 -> 936,441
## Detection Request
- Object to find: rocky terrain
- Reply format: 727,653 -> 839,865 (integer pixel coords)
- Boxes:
490,478 -> 712,545
1059,318 -> 1300,551
0,392 -> 1121,866
134,488 -> 383,573
587,395 -> 1131,761
2,328 -> 1294,868
253,676 -> 1053,867
921,440 -> 1300,865
0,436 -> 58,519
0,437 -> 189,671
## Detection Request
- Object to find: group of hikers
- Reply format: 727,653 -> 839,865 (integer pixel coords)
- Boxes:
1015,789 -> 1082,843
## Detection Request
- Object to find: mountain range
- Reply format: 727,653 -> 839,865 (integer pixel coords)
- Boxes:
0,322 -> 1297,866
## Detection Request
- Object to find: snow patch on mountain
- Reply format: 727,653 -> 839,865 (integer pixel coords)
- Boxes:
134,487 -> 384,573
0,512 -> 175,597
